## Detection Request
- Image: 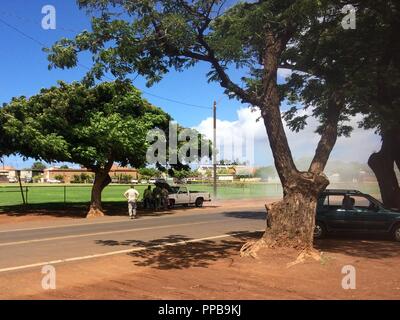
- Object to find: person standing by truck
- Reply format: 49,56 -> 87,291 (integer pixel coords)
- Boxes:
152,184 -> 162,210
143,185 -> 152,209
124,186 -> 140,219
161,187 -> 170,210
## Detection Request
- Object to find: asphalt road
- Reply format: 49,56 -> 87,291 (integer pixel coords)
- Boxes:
0,204 -> 266,273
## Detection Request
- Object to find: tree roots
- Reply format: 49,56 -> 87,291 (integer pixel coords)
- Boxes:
86,207 -> 105,218
286,248 -> 322,268
240,238 -> 323,267
240,238 -> 269,258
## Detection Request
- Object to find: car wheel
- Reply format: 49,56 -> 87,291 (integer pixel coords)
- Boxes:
393,225 -> 400,242
195,198 -> 204,208
314,222 -> 326,239
168,199 -> 175,209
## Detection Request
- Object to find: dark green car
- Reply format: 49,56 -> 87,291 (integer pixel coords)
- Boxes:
314,189 -> 400,241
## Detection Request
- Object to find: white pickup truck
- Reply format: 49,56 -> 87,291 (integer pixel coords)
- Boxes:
168,186 -> 211,208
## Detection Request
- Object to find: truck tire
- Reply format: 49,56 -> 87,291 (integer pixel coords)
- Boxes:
195,198 -> 204,208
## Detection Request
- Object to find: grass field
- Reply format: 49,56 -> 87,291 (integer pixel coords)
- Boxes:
0,182 -> 380,207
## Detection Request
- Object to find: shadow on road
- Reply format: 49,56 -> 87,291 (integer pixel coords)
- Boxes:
0,201 -> 219,219
0,202 -> 89,218
95,231 -> 263,270
223,211 -> 266,220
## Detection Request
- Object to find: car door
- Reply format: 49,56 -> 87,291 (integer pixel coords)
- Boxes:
350,196 -> 391,232
177,187 -> 189,204
322,195 -> 356,231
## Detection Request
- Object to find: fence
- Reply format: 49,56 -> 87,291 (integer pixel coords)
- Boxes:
0,184 -> 149,206
0,182 -> 380,207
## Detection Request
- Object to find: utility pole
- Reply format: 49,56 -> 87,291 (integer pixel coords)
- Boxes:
213,101 -> 217,198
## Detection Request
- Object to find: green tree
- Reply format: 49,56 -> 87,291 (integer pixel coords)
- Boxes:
138,167 -> 162,180
118,174 -> 132,184
32,162 -> 47,171
346,1 -> 400,210
71,175 -> 82,184
171,168 -> 199,181
1,81 -> 170,217
368,129 -> 400,210
54,175 -> 65,183
45,0 -> 376,254
31,161 -> 47,177
281,1 -> 400,210
172,169 -> 191,181
217,168 -> 230,175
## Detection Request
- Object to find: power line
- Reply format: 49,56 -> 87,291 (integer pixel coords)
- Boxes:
0,9 -> 81,34
140,91 -> 212,110
0,16 -> 212,110
0,16 -> 46,47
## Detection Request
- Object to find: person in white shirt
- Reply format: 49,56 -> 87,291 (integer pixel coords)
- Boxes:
124,186 -> 140,219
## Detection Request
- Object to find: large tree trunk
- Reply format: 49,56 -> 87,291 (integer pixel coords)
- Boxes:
368,129 -> 400,210
241,32 -> 340,259
261,173 -> 329,250
87,164 -> 113,218
241,172 -> 330,262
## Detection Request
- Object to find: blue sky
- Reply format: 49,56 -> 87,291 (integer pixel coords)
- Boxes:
0,0 -> 381,169
0,1 -> 247,122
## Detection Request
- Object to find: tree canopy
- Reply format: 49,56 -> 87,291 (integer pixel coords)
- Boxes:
281,0 -> 400,209
138,167 -> 162,179
31,162 -> 47,171
2,81 -> 170,169
0,81 -> 171,216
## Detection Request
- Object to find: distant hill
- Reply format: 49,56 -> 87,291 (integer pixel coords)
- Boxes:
254,157 -> 392,183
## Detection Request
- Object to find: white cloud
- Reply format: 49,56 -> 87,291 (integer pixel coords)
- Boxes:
194,108 -> 265,165
277,68 -> 293,80
194,108 -> 381,166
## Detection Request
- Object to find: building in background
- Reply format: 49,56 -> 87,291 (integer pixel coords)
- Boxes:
44,165 -> 138,183
197,164 -> 255,181
0,166 -> 14,183
109,165 -> 139,183
0,166 -> 32,183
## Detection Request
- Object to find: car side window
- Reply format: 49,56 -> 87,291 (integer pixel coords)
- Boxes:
322,195 -> 355,211
352,196 -> 376,212
319,195 -> 346,211
319,193 -> 380,213
179,187 -> 187,194
328,195 -> 346,210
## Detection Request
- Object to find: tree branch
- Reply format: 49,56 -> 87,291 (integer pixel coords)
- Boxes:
309,94 -> 343,174
196,32 -> 261,105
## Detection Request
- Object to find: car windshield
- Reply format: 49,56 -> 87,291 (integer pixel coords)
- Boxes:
366,195 -> 387,209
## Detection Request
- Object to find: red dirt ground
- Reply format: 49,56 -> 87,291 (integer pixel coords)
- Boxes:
1,199 -> 399,300
2,236 -> 400,300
